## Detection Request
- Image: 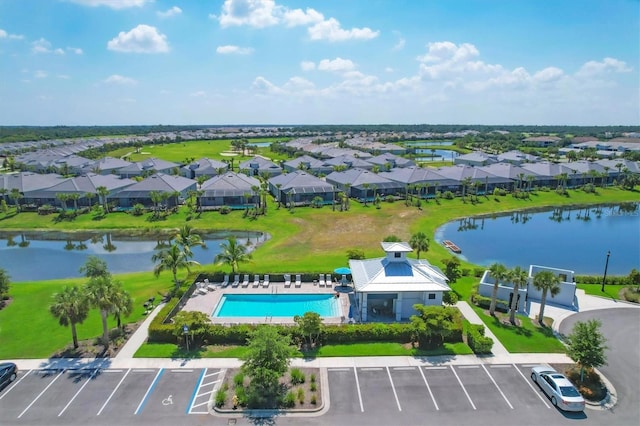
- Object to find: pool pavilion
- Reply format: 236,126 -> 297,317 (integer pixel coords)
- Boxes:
349,242 -> 451,322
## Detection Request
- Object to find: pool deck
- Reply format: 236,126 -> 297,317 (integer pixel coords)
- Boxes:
182,280 -> 353,325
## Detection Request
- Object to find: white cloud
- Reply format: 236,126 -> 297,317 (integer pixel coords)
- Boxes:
317,57 -> 356,72
190,91 -> 206,97
31,39 -> 66,55
300,61 -> 315,71
219,0 -> 280,28
283,8 -> 323,27
67,0 -> 151,9
252,76 -> 283,95
34,70 -> 48,79
533,67 -> 564,83
157,6 -> 182,18
282,76 -> 315,91
308,18 -> 379,42
57,74 -> 71,79
417,41 -> 479,63
0,29 -> 24,40
103,74 -> 138,85
107,25 -> 169,53
392,31 -> 405,51
385,67 -> 394,73
216,45 -> 254,55
577,57 -> 632,77
67,47 -> 84,54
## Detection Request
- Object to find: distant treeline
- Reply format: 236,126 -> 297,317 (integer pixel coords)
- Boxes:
0,124 -> 637,144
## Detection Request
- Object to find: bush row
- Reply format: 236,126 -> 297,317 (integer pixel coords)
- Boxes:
470,293 -> 510,313
574,275 -> 631,285
464,321 -> 493,354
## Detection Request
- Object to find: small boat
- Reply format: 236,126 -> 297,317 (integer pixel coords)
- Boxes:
443,240 -> 462,254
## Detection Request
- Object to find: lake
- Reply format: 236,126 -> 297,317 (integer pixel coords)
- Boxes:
414,149 -> 459,162
436,203 -> 640,275
0,230 -> 266,282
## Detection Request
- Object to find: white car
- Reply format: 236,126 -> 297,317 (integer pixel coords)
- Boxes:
531,365 -> 585,412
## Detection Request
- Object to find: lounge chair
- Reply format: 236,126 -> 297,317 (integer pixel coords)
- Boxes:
252,274 -> 260,288
284,274 -> 291,288
241,274 -> 250,288
318,274 -> 325,287
262,274 -> 270,288
232,275 -> 240,288
220,275 -> 230,288
196,282 -> 208,295
295,274 -> 301,288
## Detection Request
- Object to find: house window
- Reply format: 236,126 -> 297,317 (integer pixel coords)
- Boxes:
428,293 -> 436,300
394,252 -> 401,258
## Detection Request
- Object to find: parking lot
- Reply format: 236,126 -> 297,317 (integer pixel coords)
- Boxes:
0,367 -> 220,425
0,363 -> 617,426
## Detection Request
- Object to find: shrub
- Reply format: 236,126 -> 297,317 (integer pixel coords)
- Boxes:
493,187 -> 507,196
233,372 -> 245,387
290,368 -> 305,385
310,382 -> 317,392
310,373 -> 316,383
442,291 -> 459,306
442,191 -> 455,200
310,394 -> 317,405
219,206 -> 231,215
473,268 -> 485,278
465,321 -> 493,354
131,203 -> 145,216
215,388 -> 227,408
297,388 -> 305,404
346,249 -> 365,260
282,391 -> 296,408
471,293 -> 509,313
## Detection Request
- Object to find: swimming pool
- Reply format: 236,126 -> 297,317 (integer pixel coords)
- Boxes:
212,294 -> 340,318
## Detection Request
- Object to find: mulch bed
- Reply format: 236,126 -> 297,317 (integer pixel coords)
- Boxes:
550,363 -> 607,402
50,319 -> 145,359
218,367 -> 322,411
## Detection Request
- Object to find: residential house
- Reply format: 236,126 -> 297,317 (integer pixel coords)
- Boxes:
367,153 -> 415,170
79,157 -> 132,176
454,152 -> 497,167
117,158 -> 180,178
378,166 -> 455,198
268,170 -> 336,206
282,155 -> 334,175
199,172 -> 261,209
238,156 -> 282,177
111,173 -> 196,208
325,168 -> 402,200
181,158 -> 228,179
324,155 -> 374,171
0,172 -> 65,207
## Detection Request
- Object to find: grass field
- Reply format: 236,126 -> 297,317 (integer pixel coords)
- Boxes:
0,185 -> 637,358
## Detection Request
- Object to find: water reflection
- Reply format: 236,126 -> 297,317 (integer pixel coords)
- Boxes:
0,230 -> 265,281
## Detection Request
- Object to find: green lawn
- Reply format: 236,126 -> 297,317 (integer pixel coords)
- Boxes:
135,341 -> 473,358
0,186 -> 637,358
577,283 -> 623,300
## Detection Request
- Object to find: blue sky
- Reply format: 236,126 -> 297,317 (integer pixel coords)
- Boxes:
0,0 -> 638,126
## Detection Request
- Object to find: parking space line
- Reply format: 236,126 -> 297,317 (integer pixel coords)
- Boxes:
171,369 -> 193,373
385,367 -> 402,412
450,366 -> 476,410
204,370 -> 223,377
521,364 -> 539,367
197,389 -> 215,397
201,379 -> 221,387
392,367 -> 415,371
97,368 -> 131,416
353,367 -> 364,412
512,364 -> 550,408
418,365 -> 439,410
458,366 -> 479,369
17,369 -> 64,418
481,364 -> 513,409
133,369 -> 156,373
103,369 -> 123,373
0,369 -> 32,400
361,367 -> 383,371
134,368 -> 164,415
58,368 -> 101,416
187,368 -> 207,414
424,366 -> 447,370
328,368 -> 350,371
191,401 -> 209,409
489,365 -> 511,368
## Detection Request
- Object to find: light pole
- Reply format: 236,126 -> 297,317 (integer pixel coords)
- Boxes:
183,324 -> 189,352
601,251 -> 611,292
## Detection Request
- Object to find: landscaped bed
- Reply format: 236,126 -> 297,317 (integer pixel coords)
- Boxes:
551,363 -> 607,402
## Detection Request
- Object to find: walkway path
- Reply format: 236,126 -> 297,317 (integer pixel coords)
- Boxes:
114,303 -> 165,359
456,301 -> 510,355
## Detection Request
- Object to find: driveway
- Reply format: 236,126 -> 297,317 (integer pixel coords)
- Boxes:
558,307 -> 640,425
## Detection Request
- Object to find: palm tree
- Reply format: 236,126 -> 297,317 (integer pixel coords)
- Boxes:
152,243 -> 199,289
409,232 -> 430,259
508,266 -> 528,324
96,186 -> 109,213
532,271 -> 561,325
85,275 -> 120,349
488,263 -> 508,316
56,193 -> 70,210
111,287 -> 134,330
172,224 -> 204,259
49,286 -> 89,349
214,236 -> 252,274
9,188 -> 22,212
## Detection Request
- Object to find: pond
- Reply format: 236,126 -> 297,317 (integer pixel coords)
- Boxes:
414,149 -> 459,162
247,142 -> 271,147
436,203 -> 640,275
404,141 -> 454,146
0,230 -> 266,282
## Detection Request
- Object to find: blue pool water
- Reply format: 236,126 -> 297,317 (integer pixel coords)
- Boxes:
213,294 -> 340,318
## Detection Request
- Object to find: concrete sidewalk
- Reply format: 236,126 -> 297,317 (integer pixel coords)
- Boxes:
456,301 -> 509,355
115,302 -> 166,359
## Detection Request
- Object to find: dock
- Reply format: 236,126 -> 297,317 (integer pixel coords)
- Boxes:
443,240 -> 462,253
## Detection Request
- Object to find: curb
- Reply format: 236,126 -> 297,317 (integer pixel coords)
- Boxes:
210,367 -> 331,418
583,367 -> 617,411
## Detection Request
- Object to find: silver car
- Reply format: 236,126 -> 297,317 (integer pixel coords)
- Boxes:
531,365 -> 585,412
